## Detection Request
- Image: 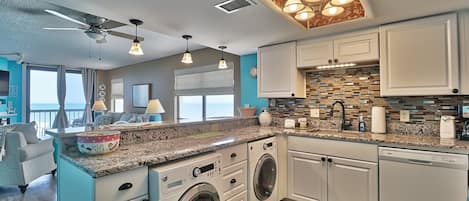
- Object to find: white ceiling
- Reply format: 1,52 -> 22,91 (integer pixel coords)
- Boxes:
45,0 -> 469,57
0,0 -> 205,69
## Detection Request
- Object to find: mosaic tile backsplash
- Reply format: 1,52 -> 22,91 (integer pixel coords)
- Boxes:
268,66 -> 468,135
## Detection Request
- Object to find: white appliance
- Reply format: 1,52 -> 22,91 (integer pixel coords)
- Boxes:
248,137 -> 278,201
379,147 -> 468,201
440,115 -> 456,138
149,153 -> 222,201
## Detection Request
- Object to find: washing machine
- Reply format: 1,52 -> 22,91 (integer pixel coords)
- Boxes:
248,137 -> 278,201
149,153 -> 223,201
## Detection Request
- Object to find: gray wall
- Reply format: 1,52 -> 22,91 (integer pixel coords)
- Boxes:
99,48 -> 240,121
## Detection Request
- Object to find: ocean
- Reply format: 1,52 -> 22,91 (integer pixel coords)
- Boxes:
30,103 -> 86,110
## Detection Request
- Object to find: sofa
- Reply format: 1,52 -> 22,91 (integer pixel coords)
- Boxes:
93,112 -> 149,127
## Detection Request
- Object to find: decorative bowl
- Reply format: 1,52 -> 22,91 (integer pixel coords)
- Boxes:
77,131 -> 121,155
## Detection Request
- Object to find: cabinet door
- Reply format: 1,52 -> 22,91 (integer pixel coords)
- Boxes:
258,42 -> 305,98
333,33 -> 379,63
460,11 -> 469,95
287,150 -> 327,201
327,157 -> 378,201
379,13 -> 459,96
297,39 -> 333,68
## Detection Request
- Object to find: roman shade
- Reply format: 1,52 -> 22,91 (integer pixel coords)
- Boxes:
174,62 -> 234,96
111,78 -> 124,97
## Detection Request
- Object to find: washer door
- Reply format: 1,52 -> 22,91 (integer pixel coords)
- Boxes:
253,153 -> 277,200
179,183 -> 220,201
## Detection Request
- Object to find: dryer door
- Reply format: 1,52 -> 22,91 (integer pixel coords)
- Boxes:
179,183 -> 220,201
253,153 -> 277,201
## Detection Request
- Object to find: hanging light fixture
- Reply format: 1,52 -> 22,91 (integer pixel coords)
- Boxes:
330,0 -> 354,6
181,35 -> 193,64
283,0 -> 304,13
295,6 -> 315,21
128,19 -> 144,56
218,46 -> 228,69
321,2 -> 344,17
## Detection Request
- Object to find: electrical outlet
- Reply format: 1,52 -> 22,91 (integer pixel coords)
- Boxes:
400,110 -> 410,122
310,109 -> 320,118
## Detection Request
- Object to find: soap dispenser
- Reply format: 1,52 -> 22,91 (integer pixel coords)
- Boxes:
358,115 -> 366,132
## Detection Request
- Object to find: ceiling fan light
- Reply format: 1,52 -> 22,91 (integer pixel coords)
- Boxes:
129,40 -> 144,56
295,7 -> 315,21
181,51 -> 193,64
283,0 -> 304,13
85,30 -> 105,40
218,59 -> 228,69
330,0 -> 354,6
322,3 -> 344,17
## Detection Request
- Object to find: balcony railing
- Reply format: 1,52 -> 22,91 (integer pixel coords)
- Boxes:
29,109 -> 84,137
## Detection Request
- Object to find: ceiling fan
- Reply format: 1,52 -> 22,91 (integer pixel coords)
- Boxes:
43,9 -> 144,43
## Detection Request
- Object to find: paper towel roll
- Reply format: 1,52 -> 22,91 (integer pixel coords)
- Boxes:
372,106 -> 386,133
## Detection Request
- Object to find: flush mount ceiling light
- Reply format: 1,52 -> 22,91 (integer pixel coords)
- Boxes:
181,35 -> 193,64
218,46 -> 228,69
295,6 -> 315,21
128,19 -> 144,56
322,2 -> 344,17
283,0 -> 305,13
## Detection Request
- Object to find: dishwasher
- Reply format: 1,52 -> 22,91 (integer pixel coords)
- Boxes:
379,147 -> 469,201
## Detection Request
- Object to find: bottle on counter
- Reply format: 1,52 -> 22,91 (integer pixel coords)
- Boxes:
358,115 -> 366,132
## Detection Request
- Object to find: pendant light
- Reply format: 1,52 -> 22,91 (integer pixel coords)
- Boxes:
322,2 -> 344,17
128,19 -> 144,56
283,0 -> 304,14
181,35 -> 193,64
218,46 -> 228,69
295,6 -> 315,21
330,0 -> 354,6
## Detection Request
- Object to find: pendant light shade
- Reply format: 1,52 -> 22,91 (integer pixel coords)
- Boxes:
128,19 -> 144,56
181,35 -> 193,64
322,3 -> 344,17
330,0 -> 354,6
283,0 -> 304,13
218,46 -> 228,69
295,6 -> 315,21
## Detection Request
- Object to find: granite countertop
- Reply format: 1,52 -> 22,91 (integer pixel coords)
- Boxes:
61,126 -> 469,178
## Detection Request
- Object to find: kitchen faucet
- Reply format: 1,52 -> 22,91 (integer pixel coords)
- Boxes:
329,100 -> 350,131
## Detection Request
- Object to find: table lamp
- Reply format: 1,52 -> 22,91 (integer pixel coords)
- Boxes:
145,99 -> 165,122
92,100 -> 107,119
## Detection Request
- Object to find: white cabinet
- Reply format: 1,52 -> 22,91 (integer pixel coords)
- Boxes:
297,31 -> 379,68
95,167 -> 148,201
460,10 -> 469,95
258,42 -> 306,98
287,136 -> 378,201
288,150 -> 327,201
379,13 -> 459,96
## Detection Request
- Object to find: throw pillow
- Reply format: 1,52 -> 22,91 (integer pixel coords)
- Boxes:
13,123 -> 39,144
107,112 -> 124,123
119,113 -> 133,122
127,115 -> 137,123
94,116 -> 113,127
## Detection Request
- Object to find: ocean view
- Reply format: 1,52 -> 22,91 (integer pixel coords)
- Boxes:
31,103 -> 86,110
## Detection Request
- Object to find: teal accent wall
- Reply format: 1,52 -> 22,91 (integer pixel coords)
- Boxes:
240,54 -> 268,114
0,57 -> 23,123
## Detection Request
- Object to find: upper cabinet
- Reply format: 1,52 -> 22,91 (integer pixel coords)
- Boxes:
460,10 -> 469,95
297,31 -> 379,68
380,13 -> 459,96
258,42 -> 306,98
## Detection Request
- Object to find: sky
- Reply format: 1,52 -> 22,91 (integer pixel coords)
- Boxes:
30,70 -> 85,104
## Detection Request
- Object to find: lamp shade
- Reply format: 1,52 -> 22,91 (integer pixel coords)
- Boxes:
145,99 -> 165,114
129,40 -> 144,56
181,51 -> 193,64
218,59 -> 228,69
322,3 -> 344,17
283,0 -> 304,13
92,100 -> 107,111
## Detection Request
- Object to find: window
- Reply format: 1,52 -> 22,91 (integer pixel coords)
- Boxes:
175,63 -> 235,122
111,78 -> 124,112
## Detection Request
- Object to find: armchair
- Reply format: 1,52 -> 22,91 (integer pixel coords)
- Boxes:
0,126 -> 56,193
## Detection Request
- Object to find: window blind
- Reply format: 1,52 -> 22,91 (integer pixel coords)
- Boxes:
175,62 -> 234,96
111,78 -> 124,97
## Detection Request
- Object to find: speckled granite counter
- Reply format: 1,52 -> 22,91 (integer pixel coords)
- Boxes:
61,126 -> 469,178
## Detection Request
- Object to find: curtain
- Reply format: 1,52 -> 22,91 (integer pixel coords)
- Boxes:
81,68 -> 95,124
52,66 -> 68,129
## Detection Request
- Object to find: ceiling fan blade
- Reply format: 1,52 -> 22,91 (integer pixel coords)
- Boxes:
43,27 -> 83,31
44,9 -> 89,27
99,20 -> 126,30
107,30 -> 144,41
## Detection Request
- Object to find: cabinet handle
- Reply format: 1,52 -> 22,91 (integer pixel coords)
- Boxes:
334,59 -> 338,63
230,153 -> 237,158
291,93 -> 295,97
327,158 -> 333,163
328,59 -> 333,64
453,89 -> 459,94
118,182 -> 133,191
321,157 -> 326,162
230,178 -> 237,184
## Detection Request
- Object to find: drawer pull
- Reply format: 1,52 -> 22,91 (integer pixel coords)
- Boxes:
230,179 -> 237,184
118,182 -> 133,191
230,153 -> 237,158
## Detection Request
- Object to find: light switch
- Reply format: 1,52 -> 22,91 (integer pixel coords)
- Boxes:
400,110 -> 410,122
310,109 -> 320,118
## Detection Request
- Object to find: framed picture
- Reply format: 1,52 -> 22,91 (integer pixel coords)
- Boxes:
132,83 -> 151,108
